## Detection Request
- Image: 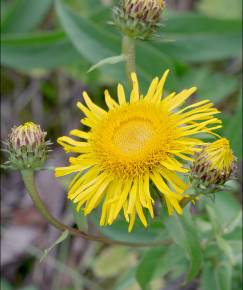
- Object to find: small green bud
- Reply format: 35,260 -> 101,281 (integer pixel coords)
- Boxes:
113,0 -> 165,39
6,122 -> 49,170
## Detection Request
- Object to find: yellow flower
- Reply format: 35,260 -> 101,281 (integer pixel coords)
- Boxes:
55,70 -> 222,231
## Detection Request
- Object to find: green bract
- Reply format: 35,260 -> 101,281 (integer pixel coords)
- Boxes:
112,0 -> 165,39
6,122 -> 49,170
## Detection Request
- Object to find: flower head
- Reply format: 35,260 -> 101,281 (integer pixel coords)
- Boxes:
113,0 -> 165,39
55,70 -> 222,231
7,122 -> 48,169
123,0 -> 164,22
191,138 -> 236,187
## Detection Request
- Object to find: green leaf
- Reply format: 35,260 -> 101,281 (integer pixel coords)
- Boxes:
88,55 -> 125,73
1,31 -> 81,70
215,262 -> 232,290
163,10 -> 241,33
179,68 -> 239,104
216,236 -> 235,264
165,215 -> 202,281
197,0 -> 242,20
92,246 -> 136,278
223,95 -> 242,159
136,246 -> 165,290
227,240 -> 243,265
91,211 -> 170,244
201,262 -> 218,290
63,0 -> 101,15
155,12 -> 241,62
90,8 -> 242,63
40,230 -> 69,262
206,203 -> 222,234
154,33 -> 241,62
212,192 -> 241,226
154,244 -> 187,279
56,0 -> 119,63
72,203 -> 88,231
55,0 -> 176,89
112,268 -> 137,290
1,0 -> 52,33
224,211 -> 242,234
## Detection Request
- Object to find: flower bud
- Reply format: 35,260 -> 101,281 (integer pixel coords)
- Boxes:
190,138 -> 237,191
113,0 -> 165,39
7,122 -> 49,169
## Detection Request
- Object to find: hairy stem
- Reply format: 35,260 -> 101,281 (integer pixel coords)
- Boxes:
21,169 -> 171,247
122,35 -> 136,86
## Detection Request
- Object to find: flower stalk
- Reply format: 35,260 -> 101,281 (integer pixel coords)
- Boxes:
122,35 -> 136,85
20,169 -> 171,247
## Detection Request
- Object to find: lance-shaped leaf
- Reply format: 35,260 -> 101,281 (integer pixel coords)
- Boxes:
165,214 -> 202,281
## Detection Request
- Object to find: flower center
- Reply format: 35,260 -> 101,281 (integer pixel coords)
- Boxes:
112,118 -> 155,155
91,102 -> 174,178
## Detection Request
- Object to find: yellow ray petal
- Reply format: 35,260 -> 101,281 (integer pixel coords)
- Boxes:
106,180 -> 123,225
152,69 -> 170,102
143,173 -> 154,218
70,129 -> 90,140
123,199 -> 130,223
72,173 -> 108,203
82,91 -> 106,116
144,77 -> 159,100
163,87 -> 197,111
160,169 -> 188,194
138,176 -> 146,207
113,180 -> 133,219
130,72 -> 139,102
164,196 -> 174,215
127,179 -> 138,214
84,176 -> 112,214
68,171 -> 102,199
151,172 -> 183,216
104,89 -> 119,109
117,83 -> 126,105
55,165 -> 84,177
77,101 -> 98,121
81,117 -> 94,128
58,136 -> 87,147
128,208 -> 136,232
160,158 -> 188,173
135,196 -> 148,228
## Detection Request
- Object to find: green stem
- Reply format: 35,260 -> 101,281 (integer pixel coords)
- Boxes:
21,169 -> 170,248
122,35 -> 136,86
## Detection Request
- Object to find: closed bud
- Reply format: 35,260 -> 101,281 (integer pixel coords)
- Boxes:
6,122 -> 49,169
113,0 -> 165,39
190,138 -> 237,192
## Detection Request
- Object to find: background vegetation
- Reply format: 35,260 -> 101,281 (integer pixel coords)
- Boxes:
1,0 -> 242,290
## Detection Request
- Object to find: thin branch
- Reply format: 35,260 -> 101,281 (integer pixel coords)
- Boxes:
21,169 -> 171,248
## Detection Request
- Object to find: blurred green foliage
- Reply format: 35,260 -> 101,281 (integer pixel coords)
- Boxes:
1,0 -> 242,290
